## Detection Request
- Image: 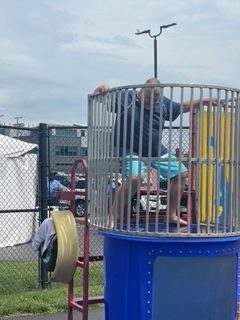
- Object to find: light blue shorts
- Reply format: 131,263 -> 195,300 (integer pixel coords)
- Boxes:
124,153 -> 187,179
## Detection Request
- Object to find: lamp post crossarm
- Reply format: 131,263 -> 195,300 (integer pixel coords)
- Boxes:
135,23 -> 177,78
135,23 -> 177,39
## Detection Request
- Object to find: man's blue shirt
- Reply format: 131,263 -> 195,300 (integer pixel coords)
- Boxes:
114,91 -> 181,157
47,179 -> 62,198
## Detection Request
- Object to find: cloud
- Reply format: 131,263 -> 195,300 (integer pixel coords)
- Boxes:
0,0 -> 239,126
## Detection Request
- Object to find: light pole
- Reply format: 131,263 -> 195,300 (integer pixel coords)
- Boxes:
13,116 -> 24,139
135,23 -> 177,78
14,115 -> 23,127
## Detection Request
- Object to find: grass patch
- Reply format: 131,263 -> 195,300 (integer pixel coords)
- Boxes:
0,260 -> 103,317
0,287 -> 67,317
0,261 -> 38,295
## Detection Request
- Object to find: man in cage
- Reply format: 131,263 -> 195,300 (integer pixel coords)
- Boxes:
95,78 -> 216,227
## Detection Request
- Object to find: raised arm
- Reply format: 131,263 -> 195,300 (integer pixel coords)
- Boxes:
182,97 -> 217,113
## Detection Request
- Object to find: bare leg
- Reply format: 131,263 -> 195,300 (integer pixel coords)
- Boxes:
108,176 -> 140,228
168,172 -> 188,225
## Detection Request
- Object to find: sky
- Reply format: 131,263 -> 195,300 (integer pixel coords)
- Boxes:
0,0 -> 239,126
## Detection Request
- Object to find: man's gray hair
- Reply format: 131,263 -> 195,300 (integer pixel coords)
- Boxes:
145,77 -> 160,84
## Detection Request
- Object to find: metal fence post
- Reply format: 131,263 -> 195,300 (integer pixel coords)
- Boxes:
38,123 -> 49,289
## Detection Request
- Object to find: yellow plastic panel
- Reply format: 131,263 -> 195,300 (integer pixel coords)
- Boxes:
51,211 -> 79,283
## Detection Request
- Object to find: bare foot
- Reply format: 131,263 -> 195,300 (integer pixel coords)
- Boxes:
169,215 -> 188,225
107,214 -> 115,229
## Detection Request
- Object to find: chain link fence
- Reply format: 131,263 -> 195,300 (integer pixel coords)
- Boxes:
0,126 -> 39,297
0,124 -> 189,314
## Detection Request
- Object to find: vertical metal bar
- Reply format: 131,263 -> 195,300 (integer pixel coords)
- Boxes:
92,101 -> 97,225
102,94 -> 110,227
94,96 -> 100,226
209,89 -> 215,234
120,90 -> 129,231
211,90 -> 216,234
187,87 -> 194,233
114,90 -> 122,229
97,95 -> 103,227
136,88 -> 145,232
206,88 -> 213,233
99,95 -> 105,227
196,88 -> 203,234
91,96 -> 96,225
166,86 -> 173,233
154,151 -> 160,233
67,279 -> 74,320
127,88 -> 136,231
234,92 -> 240,231
154,37 -> 157,78
104,94 -> 109,226
38,123 -> 49,289
109,92 -> 116,223
205,89 -> 211,233
228,91 -> 235,233
223,90 -> 228,233
213,89 -> 221,234
156,92 -> 164,232
93,97 -> 98,226
177,86 -> 184,233
145,87 -> 154,233
210,89 -> 216,234
87,95 -> 93,224
82,223 -> 90,320
99,94 -> 106,228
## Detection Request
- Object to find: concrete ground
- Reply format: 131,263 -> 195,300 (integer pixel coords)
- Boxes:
4,308 -> 104,320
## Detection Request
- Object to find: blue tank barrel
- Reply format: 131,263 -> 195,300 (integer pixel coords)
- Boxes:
103,232 -> 240,320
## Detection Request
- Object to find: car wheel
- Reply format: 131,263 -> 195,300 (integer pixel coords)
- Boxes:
131,198 -> 143,214
75,199 -> 85,217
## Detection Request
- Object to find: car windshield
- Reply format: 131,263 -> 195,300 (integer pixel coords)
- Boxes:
75,179 -> 86,189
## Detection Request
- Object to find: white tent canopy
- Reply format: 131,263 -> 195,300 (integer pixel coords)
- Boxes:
0,134 -> 38,247
0,134 -> 37,157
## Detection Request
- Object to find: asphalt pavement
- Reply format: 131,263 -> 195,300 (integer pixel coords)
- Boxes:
4,308 -> 104,320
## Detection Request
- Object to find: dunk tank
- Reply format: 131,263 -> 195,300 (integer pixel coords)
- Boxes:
87,83 -> 240,320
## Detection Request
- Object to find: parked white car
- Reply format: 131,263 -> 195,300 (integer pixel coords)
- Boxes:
54,172 -> 86,217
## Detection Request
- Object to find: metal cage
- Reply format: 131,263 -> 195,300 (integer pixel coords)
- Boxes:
88,83 -> 240,237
